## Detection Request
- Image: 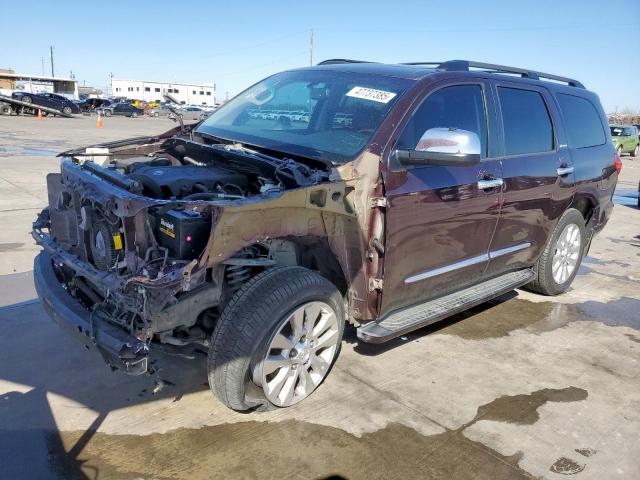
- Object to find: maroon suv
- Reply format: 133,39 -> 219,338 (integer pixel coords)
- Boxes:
32,60 -> 620,410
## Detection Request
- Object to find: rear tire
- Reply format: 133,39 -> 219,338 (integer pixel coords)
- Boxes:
21,96 -> 32,104
131,112 -> 138,118
526,208 -> 585,296
208,266 -> 344,411
104,110 -> 111,117
633,144 -> 639,157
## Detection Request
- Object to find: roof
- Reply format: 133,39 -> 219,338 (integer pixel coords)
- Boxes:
112,79 -> 214,88
0,72 -> 76,83
300,62 -> 438,80
306,59 -> 585,89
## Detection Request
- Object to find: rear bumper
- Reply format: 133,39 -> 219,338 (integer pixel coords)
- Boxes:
33,251 -> 149,375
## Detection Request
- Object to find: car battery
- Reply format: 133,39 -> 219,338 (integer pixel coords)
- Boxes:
155,209 -> 211,260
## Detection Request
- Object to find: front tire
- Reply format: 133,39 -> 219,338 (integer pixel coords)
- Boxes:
208,267 -> 345,411
21,96 -> 32,104
62,106 -> 72,115
526,208 -> 585,295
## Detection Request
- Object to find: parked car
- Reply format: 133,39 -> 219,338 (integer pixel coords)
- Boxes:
171,106 -> 207,122
148,105 -> 174,117
78,98 -> 113,113
32,59 -> 619,411
610,125 -> 639,157
11,92 -> 80,115
96,102 -> 144,118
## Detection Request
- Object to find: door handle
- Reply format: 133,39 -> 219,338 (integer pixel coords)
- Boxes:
477,178 -> 504,190
557,166 -> 574,176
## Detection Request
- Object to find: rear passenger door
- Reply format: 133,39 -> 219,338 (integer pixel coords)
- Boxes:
484,83 -> 575,277
380,82 -> 503,316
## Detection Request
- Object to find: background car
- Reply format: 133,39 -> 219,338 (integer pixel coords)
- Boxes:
148,105 -> 174,117
11,92 -> 80,115
96,102 -> 144,118
78,98 -> 113,113
610,125 -> 639,156
170,106 -> 207,122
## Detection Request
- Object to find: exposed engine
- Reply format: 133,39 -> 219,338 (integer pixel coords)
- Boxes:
92,136 -> 329,202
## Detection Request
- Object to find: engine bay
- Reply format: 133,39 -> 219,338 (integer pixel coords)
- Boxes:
90,136 -> 330,201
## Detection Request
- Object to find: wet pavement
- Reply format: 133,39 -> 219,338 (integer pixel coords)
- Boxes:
0,116 -> 639,480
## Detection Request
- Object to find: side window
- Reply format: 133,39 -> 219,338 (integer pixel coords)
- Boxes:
397,85 -> 488,158
498,87 -> 554,155
556,94 -> 606,148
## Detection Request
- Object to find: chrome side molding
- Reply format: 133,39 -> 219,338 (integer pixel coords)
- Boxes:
404,242 -> 531,284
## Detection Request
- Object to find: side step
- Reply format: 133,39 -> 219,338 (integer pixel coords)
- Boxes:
357,269 -> 535,343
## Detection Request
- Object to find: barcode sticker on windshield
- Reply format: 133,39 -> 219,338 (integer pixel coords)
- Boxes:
346,86 -> 396,104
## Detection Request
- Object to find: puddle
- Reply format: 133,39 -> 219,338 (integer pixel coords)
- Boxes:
0,146 -> 59,157
9,387 -> 588,479
467,386 -> 588,426
423,296 -> 640,341
36,420 -> 531,480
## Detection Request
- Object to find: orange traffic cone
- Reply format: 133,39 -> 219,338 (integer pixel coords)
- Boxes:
36,109 -> 44,120
96,113 -> 103,128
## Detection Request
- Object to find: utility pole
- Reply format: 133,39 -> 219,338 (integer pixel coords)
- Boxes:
41,57 -> 45,76
49,46 -> 55,77
309,29 -> 314,66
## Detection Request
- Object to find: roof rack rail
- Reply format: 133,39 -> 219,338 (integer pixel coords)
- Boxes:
317,59 -> 374,65
405,60 -> 584,88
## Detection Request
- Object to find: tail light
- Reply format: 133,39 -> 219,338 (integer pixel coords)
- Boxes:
614,152 -> 622,173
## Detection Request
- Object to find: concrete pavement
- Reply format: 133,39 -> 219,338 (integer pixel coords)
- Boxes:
0,115 -> 638,480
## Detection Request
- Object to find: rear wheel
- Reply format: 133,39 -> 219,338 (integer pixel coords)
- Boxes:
616,145 -> 623,157
526,208 -> 585,295
131,112 -> 138,118
21,96 -> 32,104
208,266 -> 344,411
104,110 -> 111,117
633,144 -> 639,157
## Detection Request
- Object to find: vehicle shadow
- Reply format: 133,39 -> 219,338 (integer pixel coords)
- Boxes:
0,300 -> 209,480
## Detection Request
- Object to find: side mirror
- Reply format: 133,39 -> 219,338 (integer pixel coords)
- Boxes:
394,128 -> 481,167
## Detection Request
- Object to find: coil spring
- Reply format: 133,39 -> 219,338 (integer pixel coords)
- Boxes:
226,263 -> 252,292
225,246 -> 260,292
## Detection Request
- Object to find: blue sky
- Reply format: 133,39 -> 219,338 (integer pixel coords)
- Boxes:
3,0 -> 639,111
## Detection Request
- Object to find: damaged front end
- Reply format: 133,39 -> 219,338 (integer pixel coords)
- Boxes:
32,128 -> 375,375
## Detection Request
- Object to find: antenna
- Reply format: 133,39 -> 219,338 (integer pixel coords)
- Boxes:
309,30 -> 314,66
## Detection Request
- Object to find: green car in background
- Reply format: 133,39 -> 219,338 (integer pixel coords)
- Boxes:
610,125 -> 639,157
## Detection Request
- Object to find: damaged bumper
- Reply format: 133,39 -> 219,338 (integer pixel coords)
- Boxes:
33,250 -> 149,375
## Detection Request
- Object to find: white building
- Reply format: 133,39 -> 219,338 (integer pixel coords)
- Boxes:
111,79 -> 215,105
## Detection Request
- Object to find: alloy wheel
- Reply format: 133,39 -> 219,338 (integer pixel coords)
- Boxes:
552,223 -> 581,284
259,301 -> 340,407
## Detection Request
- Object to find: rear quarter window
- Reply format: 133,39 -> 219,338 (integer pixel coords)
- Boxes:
556,94 -> 606,148
498,87 -> 554,156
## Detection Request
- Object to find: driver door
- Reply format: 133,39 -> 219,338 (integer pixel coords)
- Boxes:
380,82 -> 503,316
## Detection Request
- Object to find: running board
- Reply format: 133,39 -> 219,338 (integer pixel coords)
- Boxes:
357,269 -> 535,343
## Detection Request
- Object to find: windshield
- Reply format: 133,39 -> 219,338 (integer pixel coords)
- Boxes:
196,70 -> 413,163
610,126 -> 624,136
